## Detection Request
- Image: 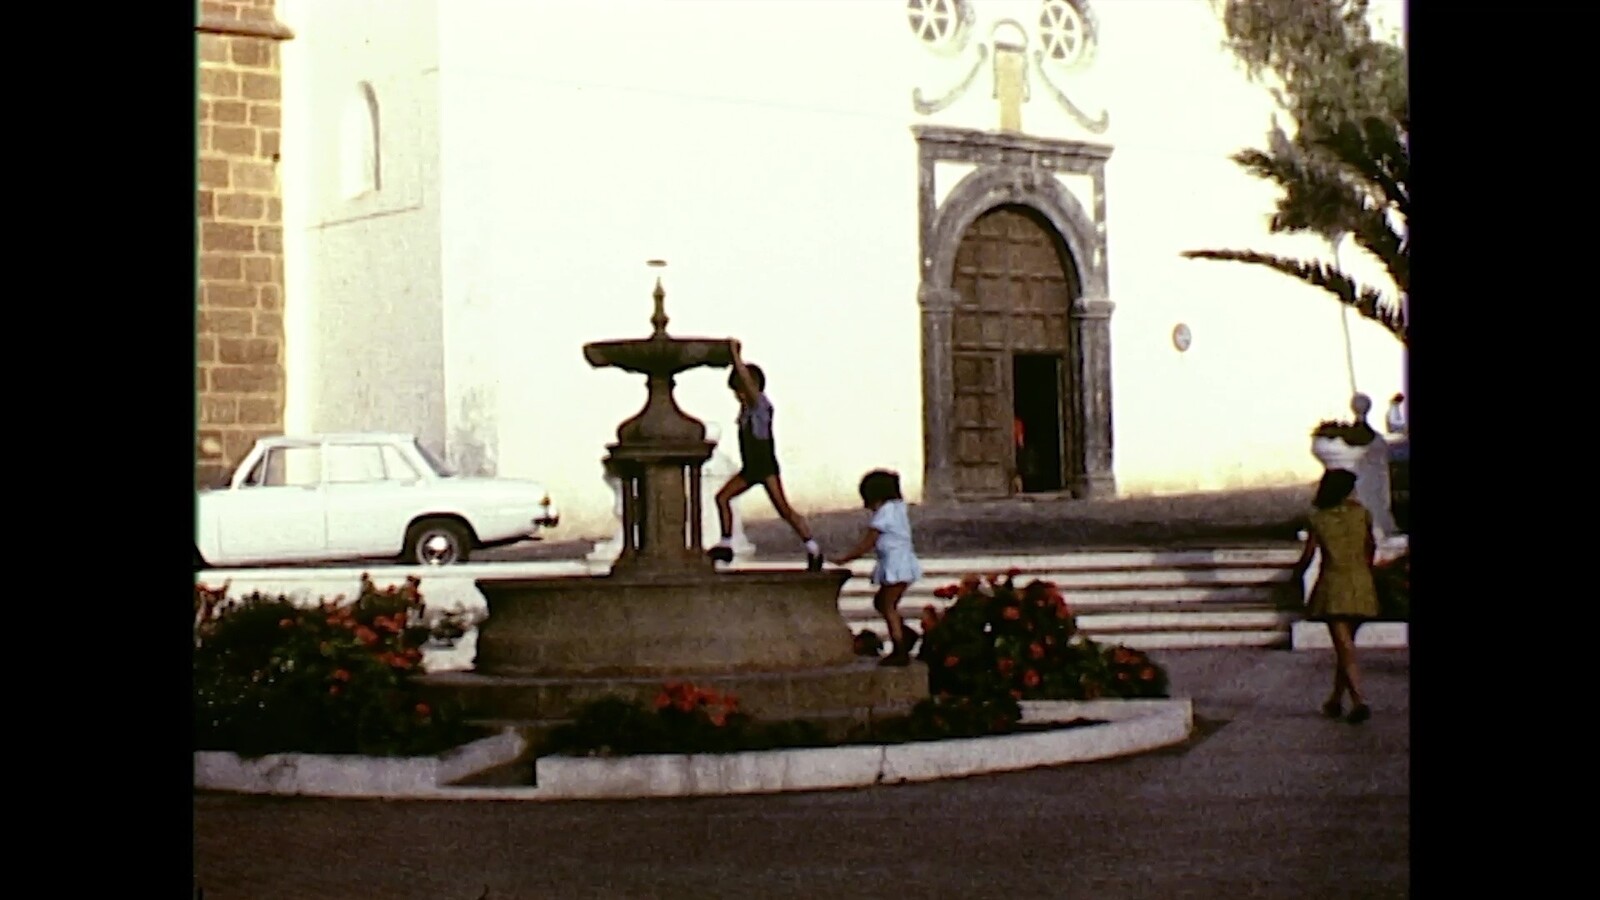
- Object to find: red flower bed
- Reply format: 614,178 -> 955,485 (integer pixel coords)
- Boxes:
193,576 -> 475,758
920,571 -> 1170,701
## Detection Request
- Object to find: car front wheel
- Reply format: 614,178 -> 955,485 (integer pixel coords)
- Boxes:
403,518 -> 472,566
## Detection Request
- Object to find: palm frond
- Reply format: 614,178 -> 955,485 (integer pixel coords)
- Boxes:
1180,248 -> 1406,343
1313,116 -> 1409,219
1229,129 -> 1407,294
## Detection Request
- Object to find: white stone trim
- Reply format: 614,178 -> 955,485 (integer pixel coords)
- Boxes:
194,729 -> 526,797
193,700 -> 1191,801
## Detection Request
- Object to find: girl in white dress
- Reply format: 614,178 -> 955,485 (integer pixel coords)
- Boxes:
830,469 -> 923,666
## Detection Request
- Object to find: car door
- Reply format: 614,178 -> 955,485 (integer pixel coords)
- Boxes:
323,441 -> 423,557
213,442 -> 331,563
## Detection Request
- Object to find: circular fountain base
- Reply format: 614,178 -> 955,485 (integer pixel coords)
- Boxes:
472,569 -> 861,677
420,567 -> 928,731
418,659 -> 927,729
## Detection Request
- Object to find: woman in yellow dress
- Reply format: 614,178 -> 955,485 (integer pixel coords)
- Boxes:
1291,469 -> 1380,724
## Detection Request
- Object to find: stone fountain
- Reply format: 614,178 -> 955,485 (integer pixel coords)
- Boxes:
419,274 -> 925,732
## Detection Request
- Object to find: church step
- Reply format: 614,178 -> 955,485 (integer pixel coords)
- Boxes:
1090,631 -> 1290,650
840,596 -> 1281,621
847,621 -> 1292,652
844,608 -> 1292,631
743,548 -> 1302,578
839,572 -> 1290,595
839,584 -> 1280,610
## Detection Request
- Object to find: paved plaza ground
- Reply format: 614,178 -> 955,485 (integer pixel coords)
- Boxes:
192,645 -> 1410,900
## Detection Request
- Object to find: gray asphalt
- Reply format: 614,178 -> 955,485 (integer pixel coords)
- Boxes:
192,645 -> 1410,899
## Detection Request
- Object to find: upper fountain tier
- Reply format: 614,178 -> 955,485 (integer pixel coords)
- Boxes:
582,278 -> 733,447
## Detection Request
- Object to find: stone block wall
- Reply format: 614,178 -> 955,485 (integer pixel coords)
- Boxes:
196,0 -> 293,487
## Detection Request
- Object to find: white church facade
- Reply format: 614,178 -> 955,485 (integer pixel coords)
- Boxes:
273,0 -> 1406,541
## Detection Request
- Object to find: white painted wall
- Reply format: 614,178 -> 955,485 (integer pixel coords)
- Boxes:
281,0 -> 1406,539
280,0 -> 449,457
1090,0 -> 1404,494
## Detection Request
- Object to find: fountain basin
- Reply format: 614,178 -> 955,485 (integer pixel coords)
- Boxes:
472,569 -> 858,677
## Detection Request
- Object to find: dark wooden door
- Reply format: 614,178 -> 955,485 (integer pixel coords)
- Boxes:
949,204 -> 1079,498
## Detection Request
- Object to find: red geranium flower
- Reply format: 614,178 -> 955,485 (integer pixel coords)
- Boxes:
1023,669 -> 1041,688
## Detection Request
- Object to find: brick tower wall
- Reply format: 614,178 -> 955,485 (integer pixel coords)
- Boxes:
196,1 -> 293,487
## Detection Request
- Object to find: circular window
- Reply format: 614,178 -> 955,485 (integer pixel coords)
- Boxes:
907,0 -> 969,53
1039,0 -> 1096,69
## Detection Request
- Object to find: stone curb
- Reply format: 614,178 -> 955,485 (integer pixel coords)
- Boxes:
193,699 -> 1191,801
194,730 -> 527,797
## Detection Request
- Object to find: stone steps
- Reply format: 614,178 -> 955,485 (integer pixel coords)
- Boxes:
198,545 -> 1309,652
828,548 -> 1300,649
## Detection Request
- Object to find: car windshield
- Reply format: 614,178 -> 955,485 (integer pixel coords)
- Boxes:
413,440 -> 455,477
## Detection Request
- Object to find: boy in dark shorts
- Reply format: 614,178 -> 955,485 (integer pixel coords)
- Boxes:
708,340 -> 824,570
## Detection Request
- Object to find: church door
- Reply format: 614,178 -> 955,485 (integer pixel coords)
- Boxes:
949,204 -> 1080,499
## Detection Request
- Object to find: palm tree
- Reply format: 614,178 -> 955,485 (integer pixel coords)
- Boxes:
1182,0 -> 1408,345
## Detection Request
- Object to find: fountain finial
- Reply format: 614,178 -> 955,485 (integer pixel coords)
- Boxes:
651,278 -> 668,336
647,259 -> 669,337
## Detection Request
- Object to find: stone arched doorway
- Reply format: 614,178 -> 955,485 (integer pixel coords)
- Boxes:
914,126 -> 1116,504
949,204 -> 1081,497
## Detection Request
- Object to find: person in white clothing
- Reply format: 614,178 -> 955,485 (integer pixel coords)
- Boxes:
1385,393 -> 1406,435
830,469 -> 923,667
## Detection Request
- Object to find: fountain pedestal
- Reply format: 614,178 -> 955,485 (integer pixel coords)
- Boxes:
422,275 -> 925,729
588,425 -> 754,565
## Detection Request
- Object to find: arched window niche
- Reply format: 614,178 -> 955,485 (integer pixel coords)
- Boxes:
339,81 -> 381,200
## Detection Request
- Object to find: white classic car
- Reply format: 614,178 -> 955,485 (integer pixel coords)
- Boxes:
195,432 -> 559,568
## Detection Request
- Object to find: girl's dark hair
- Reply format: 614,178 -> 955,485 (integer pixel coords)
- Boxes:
859,469 -> 903,507
729,364 -> 766,391
1313,469 -> 1358,510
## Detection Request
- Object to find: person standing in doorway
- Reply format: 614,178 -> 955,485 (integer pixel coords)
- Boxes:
1012,416 -> 1028,494
707,340 -> 824,570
